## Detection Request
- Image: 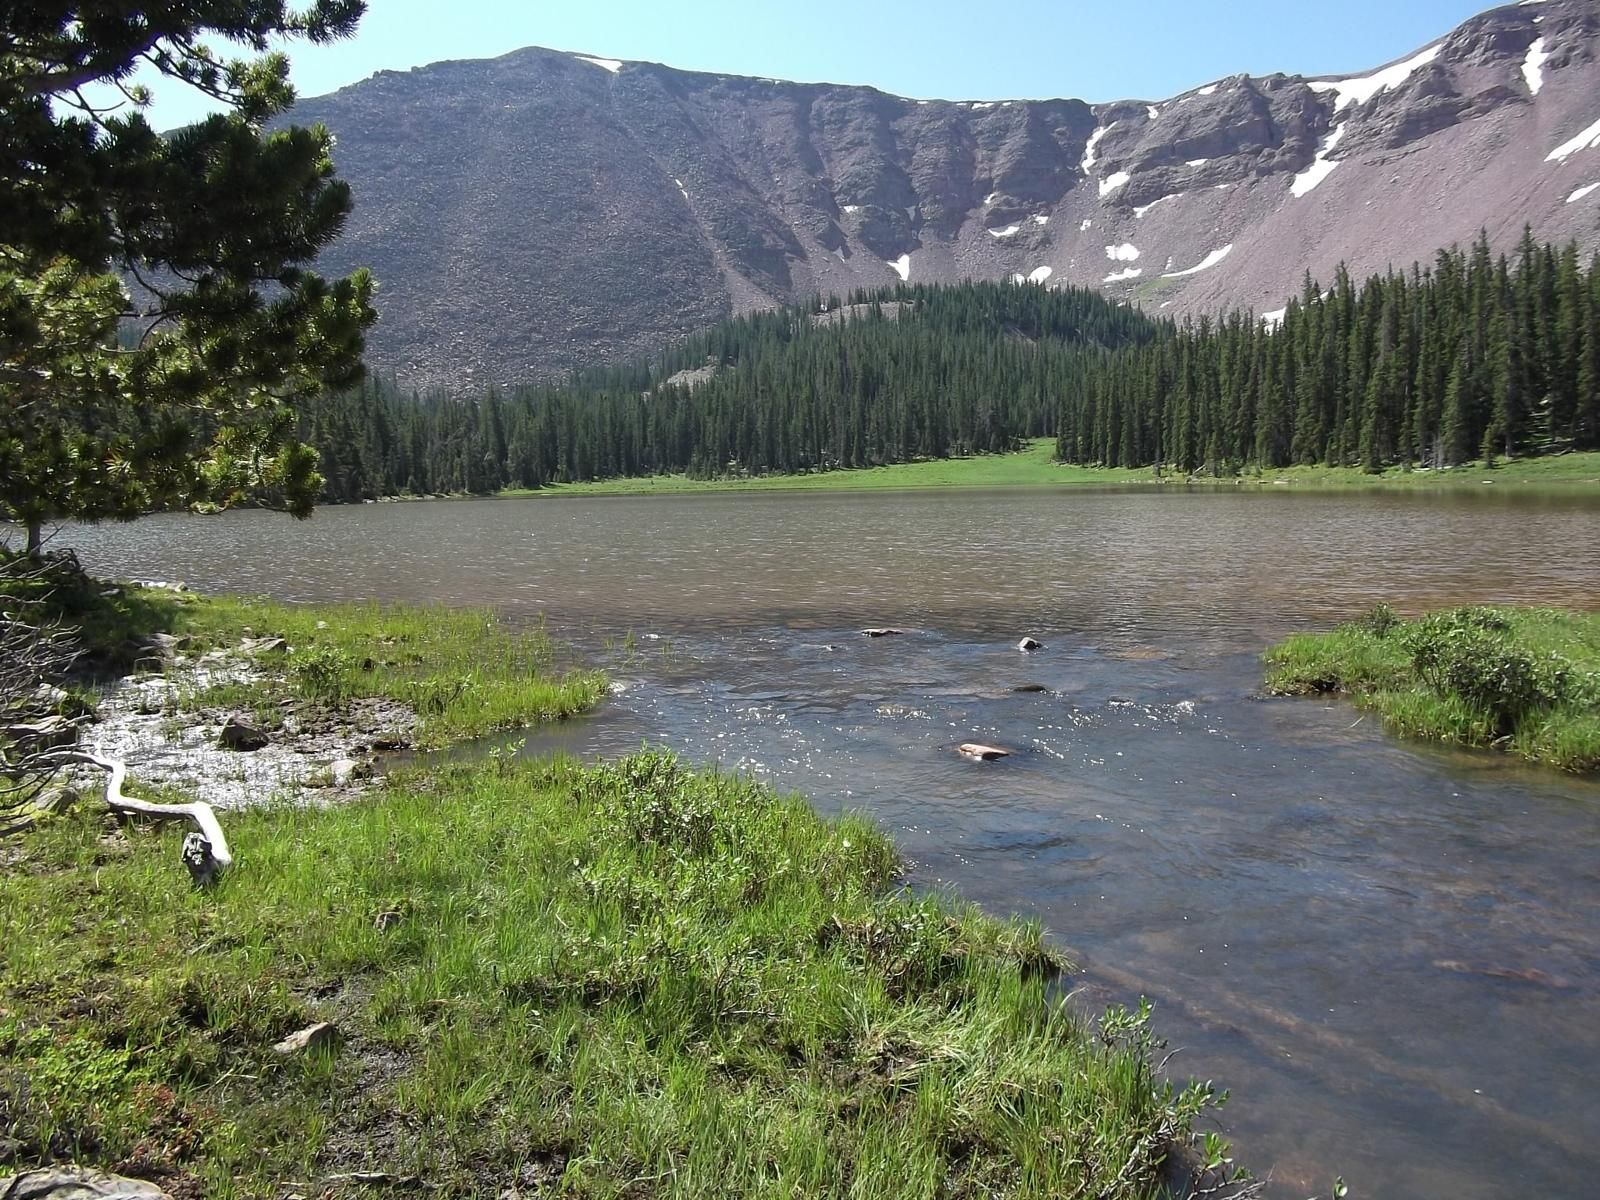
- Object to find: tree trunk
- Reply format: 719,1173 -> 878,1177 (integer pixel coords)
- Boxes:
26,520 -> 41,557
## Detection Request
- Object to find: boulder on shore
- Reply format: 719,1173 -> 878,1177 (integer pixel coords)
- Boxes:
218,716 -> 269,752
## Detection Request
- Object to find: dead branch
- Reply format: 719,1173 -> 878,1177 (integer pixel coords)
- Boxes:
64,750 -> 233,885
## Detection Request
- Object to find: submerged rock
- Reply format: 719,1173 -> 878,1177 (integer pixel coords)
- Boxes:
958,743 -> 1011,761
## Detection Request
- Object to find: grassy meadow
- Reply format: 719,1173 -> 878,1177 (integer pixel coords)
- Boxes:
519,442 -> 1600,499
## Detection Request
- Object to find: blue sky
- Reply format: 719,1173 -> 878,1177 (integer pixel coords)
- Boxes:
137,0 -> 1497,126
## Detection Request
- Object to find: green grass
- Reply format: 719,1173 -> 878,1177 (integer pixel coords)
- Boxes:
0,751 -> 1236,1199
511,444 -> 1600,499
1264,604 -> 1600,772
514,441 -> 1161,496
166,595 -> 606,748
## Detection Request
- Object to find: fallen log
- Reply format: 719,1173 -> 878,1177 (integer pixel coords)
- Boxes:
64,750 -> 233,885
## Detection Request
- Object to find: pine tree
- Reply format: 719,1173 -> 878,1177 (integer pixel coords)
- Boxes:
1,2 -> 375,549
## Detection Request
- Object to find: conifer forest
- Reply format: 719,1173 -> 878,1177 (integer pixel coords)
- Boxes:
302,231 -> 1600,500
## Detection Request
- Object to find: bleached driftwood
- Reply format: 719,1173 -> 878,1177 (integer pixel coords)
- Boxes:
66,750 -> 233,885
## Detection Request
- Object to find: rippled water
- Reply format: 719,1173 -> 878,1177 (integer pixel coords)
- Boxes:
47,486 -> 1600,1200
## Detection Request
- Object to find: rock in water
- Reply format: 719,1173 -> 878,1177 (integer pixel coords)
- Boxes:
1017,637 -> 1044,652
0,1169 -> 172,1200
959,743 -> 1011,761
218,716 -> 269,751
861,628 -> 905,638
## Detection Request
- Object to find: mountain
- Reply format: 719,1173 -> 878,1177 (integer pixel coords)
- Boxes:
289,0 -> 1600,389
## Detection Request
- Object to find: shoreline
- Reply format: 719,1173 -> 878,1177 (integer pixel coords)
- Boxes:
0,583 -> 1244,1199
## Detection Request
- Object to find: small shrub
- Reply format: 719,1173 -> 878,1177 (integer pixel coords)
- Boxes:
1346,602 -> 1401,639
290,646 -> 357,702
1403,615 -> 1576,735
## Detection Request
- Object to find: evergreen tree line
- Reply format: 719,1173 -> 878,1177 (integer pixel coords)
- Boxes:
300,282 -> 1158,500
301,232 -> 1600,502
1058,230 -> 1600,472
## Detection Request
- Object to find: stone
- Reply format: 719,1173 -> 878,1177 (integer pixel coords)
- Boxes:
1017,637 -> 1044,652
0,1169 -> 171,1200
32,683 -> 70,709
218,716 -> 269,751
241,636 -> 289,656
273,1021 -> 341,1055
958,743 -> 1011,761
5,714 -> 78,750
861,628 -> 905,638
1012,684 -> 1049,694
329,758 -> 364,786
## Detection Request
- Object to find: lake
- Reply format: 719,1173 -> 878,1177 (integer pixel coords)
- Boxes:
50,485 -> 1600,1200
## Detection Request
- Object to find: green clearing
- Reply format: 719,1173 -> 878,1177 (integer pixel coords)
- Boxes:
517,443 -> 1600,499
1265,605 -> 1600,772
1,590 -> 1243,1198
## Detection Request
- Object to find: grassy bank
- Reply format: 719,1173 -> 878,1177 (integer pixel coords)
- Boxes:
519,443 -> 1600,498
1,753 -> 1234,1199
0,555 -> 604,750
2,583 -> 1243,1197
168,595 -> 605,748
1265,604 -> 1600,771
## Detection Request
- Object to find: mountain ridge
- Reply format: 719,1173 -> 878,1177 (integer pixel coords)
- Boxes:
289,0 -> 1600,388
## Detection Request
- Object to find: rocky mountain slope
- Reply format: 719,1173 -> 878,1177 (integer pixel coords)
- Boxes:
291,0 -> 1600,388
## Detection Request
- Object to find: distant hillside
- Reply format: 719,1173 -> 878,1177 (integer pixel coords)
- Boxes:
290,0 -> 1600,388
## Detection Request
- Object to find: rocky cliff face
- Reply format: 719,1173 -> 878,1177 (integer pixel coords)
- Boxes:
291,0 -> 1600,388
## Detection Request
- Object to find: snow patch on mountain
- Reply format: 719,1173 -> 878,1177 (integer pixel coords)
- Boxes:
1547,117 -> 1600,162
1105,243 -> 1141,262
887,254 -> 911,281
1292,126 -> 1347,197
1134,193 -> 1184,217
575,55 -> 623,73
1567,182 -> 1600,203
1103,266 -> 1143,283
1162,244 -> 1234,277
988,224 -> 1022,238
1081,127 -> 1108,174
1523,37 -> 1550,95
1308,44 -> 1441,111
1099,171 -> 1131,198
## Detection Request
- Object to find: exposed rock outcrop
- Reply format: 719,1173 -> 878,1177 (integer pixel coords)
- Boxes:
287,0 -> 1600,387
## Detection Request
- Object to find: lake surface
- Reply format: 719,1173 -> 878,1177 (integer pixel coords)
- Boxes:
49,487 -> 1600,1200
